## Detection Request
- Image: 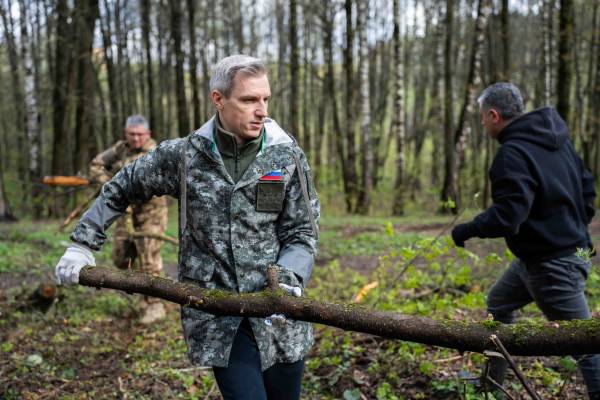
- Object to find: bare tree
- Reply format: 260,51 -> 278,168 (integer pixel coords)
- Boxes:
441,0 -> 455,212
141,0 -> 156,130
442,0 -> 492,211
73,0 -> 100,175
18,0 -> 43,215
356,0 -> 373,215
187,0 -> 202,129
391,0 -> 406,216
501,0 -> 510,79
51,0 -> 73,178
343,0 -> 359,212
556,0 -> 574,122
169,0 -> 190,137
290,0 -> 300,142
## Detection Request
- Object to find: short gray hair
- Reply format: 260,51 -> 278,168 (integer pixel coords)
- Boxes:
125,114 -> 149,130
209,55 -> 267,97
477,82 -> 525,120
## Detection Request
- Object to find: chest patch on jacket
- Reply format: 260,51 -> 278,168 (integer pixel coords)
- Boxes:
256,181 -> 285,212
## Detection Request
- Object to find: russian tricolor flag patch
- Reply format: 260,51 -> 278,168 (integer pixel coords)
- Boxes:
259,169 -> 283,181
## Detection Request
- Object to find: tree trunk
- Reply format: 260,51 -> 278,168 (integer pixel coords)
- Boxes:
343,0 -> 358,213
355,0 -> 373,215
322,1 -> 345,202
0,2 -> 27,193
289,0 -> 300,142
51,0 -> 72,178
73,0 -> 100,175
18,0 -> 43,216
79,266 -> 600,357
100,0 -> 121,142
441,0 -> 455,213
169,0 -> 190,137
556,0 -> 573,122
541,0 -> 555,106
141,0 -> 157,131
501,0 -> 510,79
0,113 -> 16,221
391,0 -> 406,216
443,0 -> 492,212
430,3 -> 445,187
187,0 -> 201,130
583,2 -> 599,170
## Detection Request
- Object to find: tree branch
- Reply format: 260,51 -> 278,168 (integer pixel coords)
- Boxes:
78,266 -> 600,356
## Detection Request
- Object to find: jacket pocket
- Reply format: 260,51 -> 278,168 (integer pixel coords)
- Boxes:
181,251 -> 216,282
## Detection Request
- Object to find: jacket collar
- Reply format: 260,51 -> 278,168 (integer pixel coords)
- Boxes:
190,116 -> 293,158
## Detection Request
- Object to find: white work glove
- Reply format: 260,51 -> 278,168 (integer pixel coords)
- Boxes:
265,268 -> 303,327
54,243 -> 96,286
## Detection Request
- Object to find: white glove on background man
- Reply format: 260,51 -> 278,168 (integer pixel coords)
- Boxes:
54,243 -> 96,286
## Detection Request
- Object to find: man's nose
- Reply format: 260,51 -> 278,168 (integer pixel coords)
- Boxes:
255,102 -> 267,118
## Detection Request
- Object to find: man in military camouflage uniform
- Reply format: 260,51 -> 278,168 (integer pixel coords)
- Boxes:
89,115 -> 169,324
55,55 -> 319,400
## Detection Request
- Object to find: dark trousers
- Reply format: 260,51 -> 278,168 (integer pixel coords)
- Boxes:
487,255 -> 600,395
212,319 -> 305,400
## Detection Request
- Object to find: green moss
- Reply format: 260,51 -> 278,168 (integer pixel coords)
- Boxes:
480,319 -> 502,330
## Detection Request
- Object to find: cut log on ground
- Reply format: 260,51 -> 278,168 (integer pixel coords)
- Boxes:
79,266 -> 600,356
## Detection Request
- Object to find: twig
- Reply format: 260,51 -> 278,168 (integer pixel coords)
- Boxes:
266,265 -> 278,291
374,207 -> 466,306
130,231 -> 179,245
490,334 -> 541,400
59,188 -> 101,232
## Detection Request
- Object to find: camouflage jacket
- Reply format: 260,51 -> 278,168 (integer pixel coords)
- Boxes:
71,117 -> 320,370
89,139 -> 168,218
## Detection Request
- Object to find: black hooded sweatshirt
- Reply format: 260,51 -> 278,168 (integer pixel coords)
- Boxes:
463,107 -> 595,263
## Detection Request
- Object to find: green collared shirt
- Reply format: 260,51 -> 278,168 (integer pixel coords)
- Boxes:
215,115 -> 264,183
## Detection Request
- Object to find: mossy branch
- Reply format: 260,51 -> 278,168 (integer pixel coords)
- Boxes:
78,266 -> 600,356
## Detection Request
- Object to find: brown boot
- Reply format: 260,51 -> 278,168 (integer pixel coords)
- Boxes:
140,301 -> 166,324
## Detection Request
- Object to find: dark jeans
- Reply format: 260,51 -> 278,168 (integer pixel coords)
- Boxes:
212,319 -> 305,400
487,254 -> 600,395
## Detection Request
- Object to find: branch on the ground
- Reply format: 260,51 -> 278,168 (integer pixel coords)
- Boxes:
129,231 -> 179,245
78,266 -> 600,356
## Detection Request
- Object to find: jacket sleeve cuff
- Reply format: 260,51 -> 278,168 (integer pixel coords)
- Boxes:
70,197 -> 123,250
276,244 -> 314,285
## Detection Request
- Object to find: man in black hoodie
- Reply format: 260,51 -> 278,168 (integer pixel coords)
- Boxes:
451,82 -> 600,399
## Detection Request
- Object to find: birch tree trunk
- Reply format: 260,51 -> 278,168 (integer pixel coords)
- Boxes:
391,0 -> 406,216
18,0 -> 42,215
355,0 -> 373,215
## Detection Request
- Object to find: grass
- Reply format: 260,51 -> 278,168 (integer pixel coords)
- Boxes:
0,208 -> 597,399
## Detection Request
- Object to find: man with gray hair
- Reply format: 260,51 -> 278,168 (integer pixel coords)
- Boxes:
451,82 -> 600,398
55,55 -> 319,399
86,114 -> 169,324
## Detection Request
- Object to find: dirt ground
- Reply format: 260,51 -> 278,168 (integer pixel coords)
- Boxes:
1,218 -> 598,399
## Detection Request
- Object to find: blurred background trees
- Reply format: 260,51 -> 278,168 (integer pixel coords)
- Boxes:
0,0 -> 597,218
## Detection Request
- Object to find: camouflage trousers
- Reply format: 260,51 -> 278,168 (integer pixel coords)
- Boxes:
112,205 -> 168,304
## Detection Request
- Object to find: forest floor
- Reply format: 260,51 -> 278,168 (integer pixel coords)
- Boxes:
1,209 -> 600,399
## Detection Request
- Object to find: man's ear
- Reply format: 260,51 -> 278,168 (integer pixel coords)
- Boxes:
489,109 -> 501,123
211,90 -> 224,110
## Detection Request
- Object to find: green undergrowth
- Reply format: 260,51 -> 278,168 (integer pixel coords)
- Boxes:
1,214 -> 598,398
